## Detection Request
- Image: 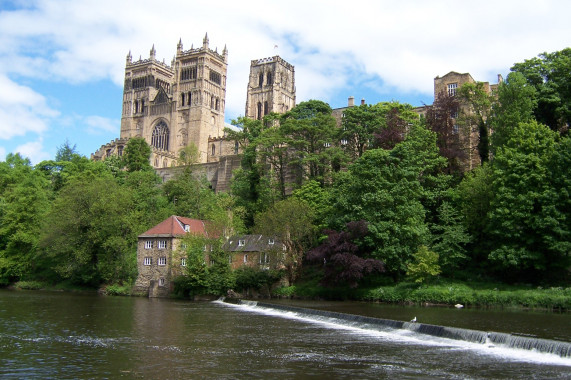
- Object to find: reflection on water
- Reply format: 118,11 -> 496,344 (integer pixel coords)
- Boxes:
0,290 -> 570,379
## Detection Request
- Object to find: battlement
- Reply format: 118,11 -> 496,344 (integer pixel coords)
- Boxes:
251,56 -> 294,70
178,46 -> 226,62
127,56 -> 174,72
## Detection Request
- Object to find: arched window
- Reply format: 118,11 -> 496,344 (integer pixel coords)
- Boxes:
134,100 -> 139,113
259,73 -> 264,87
215,98 -> 219,111
264,101 -> 269,116
154,157 -> 159,167
267,72 -> 272,85
187,92 -> 192,106
257,102 -> 262,120
181,93 -> 185,106
211,144 -> 216,156
163,159 -> 168,168
211,96 -> 215,109
234,141 -> 239,154
151,121 -> 169,151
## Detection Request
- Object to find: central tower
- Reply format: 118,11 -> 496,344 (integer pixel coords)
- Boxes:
245,56 -> 296,119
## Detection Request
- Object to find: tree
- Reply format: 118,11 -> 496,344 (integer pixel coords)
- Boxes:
486,121 -> 570,281
373,102 -> 419,150
406,246 -> 441,284
307,220 -> 384,288
253,198 -> 316,282
511,48 -> 571,133
177,142 -> 200,169
123,137 -> 152,172
55,140 -> 79,162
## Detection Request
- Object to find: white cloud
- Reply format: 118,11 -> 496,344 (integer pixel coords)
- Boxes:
0,74 -> 59,140
15,139 -> 50,164
84,115 -> 119,134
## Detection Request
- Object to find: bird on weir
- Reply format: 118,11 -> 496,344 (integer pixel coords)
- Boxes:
410,317 -> 417,323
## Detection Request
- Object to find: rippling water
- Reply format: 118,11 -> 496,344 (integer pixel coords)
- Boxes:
0,290 -> 570,379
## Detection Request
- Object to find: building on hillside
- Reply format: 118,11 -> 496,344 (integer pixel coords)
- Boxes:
245,56 -> 296,119
223,234 -> 286,271
93,34 -> 228,167
133,215 -> 210,297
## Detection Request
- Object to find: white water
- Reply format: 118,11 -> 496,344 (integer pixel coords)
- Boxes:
217,300 -> 571,367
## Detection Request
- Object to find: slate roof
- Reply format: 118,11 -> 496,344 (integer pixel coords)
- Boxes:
139,215 -> 208,238
223,234 -> 281,252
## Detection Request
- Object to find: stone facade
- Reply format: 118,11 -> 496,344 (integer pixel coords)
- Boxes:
133,216 -> 209,297
223,234 -> 286,271
93,34 -> 228,167
245,56 -> 296,119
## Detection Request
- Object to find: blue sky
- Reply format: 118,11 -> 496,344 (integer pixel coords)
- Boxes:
1,0 -> 571,163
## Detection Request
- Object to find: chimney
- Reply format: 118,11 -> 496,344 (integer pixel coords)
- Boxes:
361,98 -> 365,105
348,96 -> 355,107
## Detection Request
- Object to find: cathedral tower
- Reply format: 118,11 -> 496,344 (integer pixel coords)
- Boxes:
245,56 -> 295,120
119,34 -> 228,167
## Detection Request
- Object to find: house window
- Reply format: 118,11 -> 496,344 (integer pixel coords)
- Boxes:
260,253 -> 269,264
159,277 -> 165,286
228,255 -> 232,264
181,243 -> 188,249
184,224 -> 190,232
158,240 -> 167,249
238,240 -> 245,247
144,257 -> 152,266
203,245 -> 207,252
244,254 -> 248,263
453,124 -> 459,134
181,258 -> 187,267
268,239 -> 274,245
145,240 -> 153,249
158,257 -> 166,266
447,83 -> 458,96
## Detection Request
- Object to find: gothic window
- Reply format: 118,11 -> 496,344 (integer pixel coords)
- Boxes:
211,144 -> 216,156
234,141 -> 239,154
257,102 -> 262,120
188,92 -> 192,106
134,100 -> 139,113
181,93 -> 185,106
264,101 -> 269,116
141,99 -> 145,113
259,73 -> 264,87
211,96 -> 215,109
117,146 -> 123,157
209,70 -> 221,85
151,121 -> 169,151
267,72 -> 272,85
163,159 -> 168,168
215,98 -> 220,111
154,157 -> 159,167
181,67 -> 197,81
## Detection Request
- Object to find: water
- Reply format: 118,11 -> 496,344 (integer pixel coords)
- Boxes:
0,290 -> 570,379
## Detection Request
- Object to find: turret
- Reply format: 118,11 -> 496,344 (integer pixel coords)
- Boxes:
126,50 -> 132,64
203,32 -> 209,49
150,44 -> 156,60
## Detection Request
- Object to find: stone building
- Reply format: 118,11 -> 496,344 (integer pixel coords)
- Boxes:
222,234 -> 286,270
93,34 -> 228,167
133,215 -> 210,297
245,56 -> 296,119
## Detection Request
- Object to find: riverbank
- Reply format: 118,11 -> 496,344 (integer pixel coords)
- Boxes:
272,280 -> 571,311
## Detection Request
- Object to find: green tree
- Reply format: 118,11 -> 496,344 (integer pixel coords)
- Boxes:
253,198 -> 316,282
486,121 -> 570,281
406,246 -> 441,284
123,137 -> 152,172
511,48 -> 571,133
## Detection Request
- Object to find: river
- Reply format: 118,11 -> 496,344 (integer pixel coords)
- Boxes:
0,290 -> 570,379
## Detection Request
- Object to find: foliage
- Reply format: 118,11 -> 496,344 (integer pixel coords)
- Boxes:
233,266 -> 283,292
486,121 -> 570,280
103,283 -> 132,296
511,48 -> 571,133
406,246 -> 441,284
253,198 -> 316,282
123,137 -> 152,172
177,142 -> 201,168
307,220 -> 384,288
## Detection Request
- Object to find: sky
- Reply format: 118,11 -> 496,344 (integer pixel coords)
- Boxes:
1,0 -> 570,163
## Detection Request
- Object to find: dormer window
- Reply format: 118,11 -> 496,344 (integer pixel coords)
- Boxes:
238,239 -> 245,247
268,239 -> 274,245
184,224 -> 190,232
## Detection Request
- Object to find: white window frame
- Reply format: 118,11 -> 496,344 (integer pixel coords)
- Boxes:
184,224 -> 190,232
158,257 -> 167,266
144,257 -> 152,266
243,254 -> 248,263
159,277 -> 165,286
268,238 -> 274,245
181,258 -> 187,267
447,83 -> 458,96
158,240 -> 167,249
238,239 -> 245,247
145,240 -> 152,249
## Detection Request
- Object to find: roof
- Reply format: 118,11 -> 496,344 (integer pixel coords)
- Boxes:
223,234 -> 282,252
139,215 -> 208,238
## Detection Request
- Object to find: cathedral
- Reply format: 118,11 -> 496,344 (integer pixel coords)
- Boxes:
92,34 -> 296,172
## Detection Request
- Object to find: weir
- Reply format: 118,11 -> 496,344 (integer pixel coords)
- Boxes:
226,299 -> 571,358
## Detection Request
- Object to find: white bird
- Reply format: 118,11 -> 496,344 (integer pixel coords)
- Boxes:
410,317 -> 417,323
455,304 -> 464,309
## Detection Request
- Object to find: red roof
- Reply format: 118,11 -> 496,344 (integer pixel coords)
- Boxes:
139,216 -> 208,238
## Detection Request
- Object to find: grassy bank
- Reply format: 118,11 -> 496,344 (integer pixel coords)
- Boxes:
273,280 -> 571,311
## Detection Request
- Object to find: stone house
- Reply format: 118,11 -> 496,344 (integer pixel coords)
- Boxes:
223,234 -> 286,271
133,215 -> 210,297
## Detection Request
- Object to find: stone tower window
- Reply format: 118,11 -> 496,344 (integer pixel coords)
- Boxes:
181,93 -> 185,106
211,144 -> 216,156
257,102 -> 262,120
187,92 -> 192,106
151,121 -> 169,151
264,101 -> 269,116
234,141 -> 239,154
267,72 -> 272,85
447,83 -> 458,96
259,73 -> 264,87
